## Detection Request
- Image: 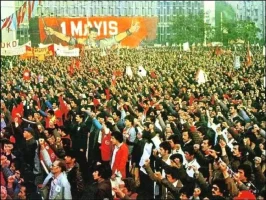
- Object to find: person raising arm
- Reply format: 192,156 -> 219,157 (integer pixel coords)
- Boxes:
44,20 -> 140,48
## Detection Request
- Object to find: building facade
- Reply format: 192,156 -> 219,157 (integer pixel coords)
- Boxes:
11,1 -> 214,44
226,1 -> 265,41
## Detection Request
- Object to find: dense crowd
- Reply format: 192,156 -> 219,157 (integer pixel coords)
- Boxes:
1,46 -> 265,200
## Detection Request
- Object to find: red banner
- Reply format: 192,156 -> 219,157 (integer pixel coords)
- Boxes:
38,17 -> 158,47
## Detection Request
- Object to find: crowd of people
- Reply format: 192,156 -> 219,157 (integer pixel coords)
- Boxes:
1,45 -> 265,200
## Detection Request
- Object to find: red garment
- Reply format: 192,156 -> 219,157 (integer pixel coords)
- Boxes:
11,102 -> 24,123
189,95 -> 195,106
58,95 -> 68,120
111,143 -> 129,179
93,98 -> 100,106
105,88 -> 110,100
54,108 -> 63,127
39,143 -> 57,166
100,131 -> 112,161
0,171 -> 6,186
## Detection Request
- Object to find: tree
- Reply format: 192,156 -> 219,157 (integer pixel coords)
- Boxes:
168,12 -> 214,45
222,20 -> 261,44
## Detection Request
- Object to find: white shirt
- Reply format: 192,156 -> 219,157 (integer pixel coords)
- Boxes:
111,143 -> 123,169
185,158 -> 200,177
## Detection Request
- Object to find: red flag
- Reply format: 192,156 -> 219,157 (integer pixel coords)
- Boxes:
245,42 -> 252,67
93,98 -> 100,106
105,88 -> 110,100
17,2 -> 27,28
150,71 -> 157,79
111,74 -> 116,87
28,1 -> 34,21
68,64 -> 74,76
11,102 -> 24,123
1,16 -> 12,30
214,46 -> 223,56
48,44 -> 55,56
75,59 -> 81,70
114,70 -> 122,77
23,70 -> 31,80
39,142 -> 57,164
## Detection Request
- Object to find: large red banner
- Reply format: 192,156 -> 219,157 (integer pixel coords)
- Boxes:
39,17 -> 158,47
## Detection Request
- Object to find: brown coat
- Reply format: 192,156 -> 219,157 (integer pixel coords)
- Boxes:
144,165 -> 183,199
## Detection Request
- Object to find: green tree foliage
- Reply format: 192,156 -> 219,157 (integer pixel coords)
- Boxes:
222,20 -> 261,44
215,1 -> 236,42
168,12 -> 214,45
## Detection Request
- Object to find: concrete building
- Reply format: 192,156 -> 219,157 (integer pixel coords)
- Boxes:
3,1 -> 217,44
226,1 -> 265,40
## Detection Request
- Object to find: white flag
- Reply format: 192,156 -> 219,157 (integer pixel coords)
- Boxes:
196,69 -> 208,85
125,66 -> 133,78
234,56 -> 241,69
183,42 -> 190,51
138,65 -> 147,77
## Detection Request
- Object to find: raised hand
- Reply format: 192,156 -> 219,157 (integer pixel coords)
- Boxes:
129,20 -> 140,33
44,27 -> 55,35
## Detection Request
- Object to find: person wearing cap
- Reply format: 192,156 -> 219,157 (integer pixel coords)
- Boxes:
22,127 -> 37,171
64,149 -> 84,199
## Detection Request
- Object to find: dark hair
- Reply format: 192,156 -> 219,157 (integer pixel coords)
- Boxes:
125,115 -> 134,124
123,178 -> 136,193
111,131 -> 123,143
146,115 -> 156,123
244,132 -> 257,144
202,135 -> 213,148
232,142 -> 247,155
212,179 -> 227,195
47,110 -> 54,116
182,129 -> 193,139
238,164 -> 252,180
113,110 -> 121,118
168,134 -> 180,144
65,149 -> 77,159
89,27 -> 98,33
183,145 -> 195,156
93,164 -> 112,179
76,113 -> 85,120
164,166 -> 178,179
159,141 -> 172,154
170,153 -> 183,164
58,126 -> 67,134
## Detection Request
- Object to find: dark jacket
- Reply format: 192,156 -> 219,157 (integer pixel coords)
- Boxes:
96,179 -> 113,200
66,163 -> 84,199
